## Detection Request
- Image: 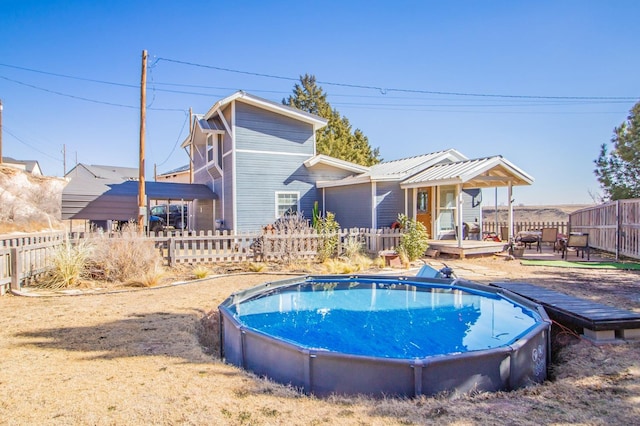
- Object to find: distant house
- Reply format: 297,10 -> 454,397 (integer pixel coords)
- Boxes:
183,91 -> 534,240
1,156 -> 43,175
156,164 -> 190,184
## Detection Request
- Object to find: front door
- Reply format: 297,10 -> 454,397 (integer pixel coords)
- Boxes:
416,188 -> 433,238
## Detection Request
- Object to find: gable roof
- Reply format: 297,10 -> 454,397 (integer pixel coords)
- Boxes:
400,156 -> 534,189
204,91 -> 328,131
303,154 -> 370,174
2,156 -> 43,174
65,163 -> 138,180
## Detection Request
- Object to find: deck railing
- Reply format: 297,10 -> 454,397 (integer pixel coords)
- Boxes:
481,221 -> 569,238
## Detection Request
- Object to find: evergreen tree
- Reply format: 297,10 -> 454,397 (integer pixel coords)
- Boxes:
284,74 -> 381,166
594,100 -> 640,201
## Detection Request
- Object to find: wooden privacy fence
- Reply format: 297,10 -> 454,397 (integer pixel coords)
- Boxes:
0,231 -> 66,294
570,199 -> 640,260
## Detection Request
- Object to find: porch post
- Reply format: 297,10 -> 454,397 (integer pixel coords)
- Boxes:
508,182 -> 514,241
457,184 -> 464,248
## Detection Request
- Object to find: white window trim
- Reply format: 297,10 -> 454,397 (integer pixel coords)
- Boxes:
275,191 -> 300,219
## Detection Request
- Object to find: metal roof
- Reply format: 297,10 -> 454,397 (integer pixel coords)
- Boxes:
62,177 -> 216,220
400,156 -> 534,189
316,149 -> 468,188
368,149 -> 467,180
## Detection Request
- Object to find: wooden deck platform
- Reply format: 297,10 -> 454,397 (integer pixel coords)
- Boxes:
427,240 -> 506,258
490,282 -> 640,342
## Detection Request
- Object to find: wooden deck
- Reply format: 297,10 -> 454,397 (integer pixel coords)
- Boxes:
490,282 -> 640,342
427,240 -> 506,258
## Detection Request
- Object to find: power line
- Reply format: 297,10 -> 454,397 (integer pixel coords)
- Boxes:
0,75 -> 186,112
155,56 -> 638,101
3,127 -> 63,162
0,62 -> 138,88
156,111 -> 189,167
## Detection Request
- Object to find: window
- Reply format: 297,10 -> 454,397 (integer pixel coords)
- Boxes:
206,136 -> 214,163
206,134 -> 224,168
275,192 -> 299,218
216,134 -> 223,167
438,186 -> 456,231
417,190 -> 429,212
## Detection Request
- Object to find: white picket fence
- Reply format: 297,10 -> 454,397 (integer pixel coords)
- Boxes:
0,228 -> 403,294
0,231 -> 67,295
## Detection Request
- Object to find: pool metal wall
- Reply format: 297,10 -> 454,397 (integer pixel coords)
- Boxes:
219,275 -> 551,398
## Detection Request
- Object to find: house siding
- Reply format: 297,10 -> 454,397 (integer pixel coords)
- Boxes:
376,181 -> 405,228
324,183 -> 372,228
235,152 -> 318,231
234,102 -> 315,155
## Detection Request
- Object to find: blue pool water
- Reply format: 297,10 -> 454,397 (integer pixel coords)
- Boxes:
229,279 -> 540,359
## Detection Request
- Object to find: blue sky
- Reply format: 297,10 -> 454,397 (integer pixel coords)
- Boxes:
1,1 -> 638,206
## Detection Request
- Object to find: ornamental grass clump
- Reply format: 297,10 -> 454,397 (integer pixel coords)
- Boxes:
39,238 -> 93,288
88,224 -> 164,285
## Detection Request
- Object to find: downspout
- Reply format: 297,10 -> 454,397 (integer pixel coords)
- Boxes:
371,181 -> 377,230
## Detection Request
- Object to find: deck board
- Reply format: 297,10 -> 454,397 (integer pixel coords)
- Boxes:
490,282 -> 640,334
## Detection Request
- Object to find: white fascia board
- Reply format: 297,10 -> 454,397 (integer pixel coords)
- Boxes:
303,155 -> 370,173
400,178 -> 461,189
316,175 -> 371,188
499,157 -> 535,184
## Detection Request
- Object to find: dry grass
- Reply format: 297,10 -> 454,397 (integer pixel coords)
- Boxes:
1,257 -> 639,425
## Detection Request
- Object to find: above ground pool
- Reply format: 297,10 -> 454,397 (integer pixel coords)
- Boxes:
218,275 -> 551,397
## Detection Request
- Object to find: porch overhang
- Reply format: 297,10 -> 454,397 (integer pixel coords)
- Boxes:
399,156 -> 533,189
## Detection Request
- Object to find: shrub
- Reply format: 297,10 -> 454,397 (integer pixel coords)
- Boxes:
316,212 -> 340,262
396,214 -> 429,261
342,234 -> 364,258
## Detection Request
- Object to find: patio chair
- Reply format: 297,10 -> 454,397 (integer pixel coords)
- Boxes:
538,227 -> 558,252
562,233 -> 590,261
500,226 -> 509,242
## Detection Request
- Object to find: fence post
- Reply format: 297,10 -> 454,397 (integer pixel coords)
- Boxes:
616,200 -> 620,261
10,247 -> 21,292
169,238 -> 176,267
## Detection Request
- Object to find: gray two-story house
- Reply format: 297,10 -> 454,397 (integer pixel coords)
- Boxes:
182,91 -> 362,232
183,91 -> 533,240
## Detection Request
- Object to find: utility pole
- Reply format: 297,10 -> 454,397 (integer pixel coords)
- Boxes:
138,50 -> 147,232
189,107 -> 193,184
0,99 -> 3,164
62,144 -> 66,175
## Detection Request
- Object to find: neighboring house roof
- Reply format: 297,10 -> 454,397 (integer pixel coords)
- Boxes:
400,156 -> 534,189
65,163 -> 139,180
2,156 -> 43,175
159,164 -> 190,175
204,91 -> 328,131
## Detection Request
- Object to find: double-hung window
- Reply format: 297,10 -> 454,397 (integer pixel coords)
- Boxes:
275,192 -> 299,218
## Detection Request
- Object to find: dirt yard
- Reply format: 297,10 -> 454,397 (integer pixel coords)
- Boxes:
1,256 -> 639,425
